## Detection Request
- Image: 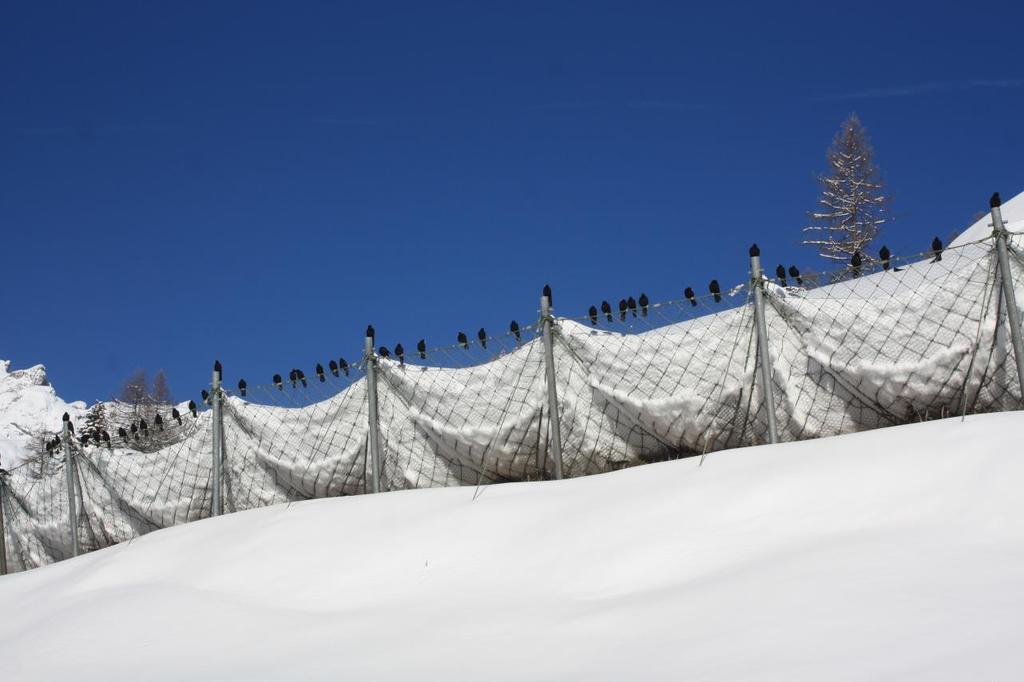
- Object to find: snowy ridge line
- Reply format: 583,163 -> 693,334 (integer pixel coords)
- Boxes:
2,225 -> 1024,573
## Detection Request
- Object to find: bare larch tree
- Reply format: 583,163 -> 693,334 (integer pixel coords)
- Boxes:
804,113 -> 889,263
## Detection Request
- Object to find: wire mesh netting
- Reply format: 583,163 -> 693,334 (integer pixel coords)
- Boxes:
2,232 -> 1023,573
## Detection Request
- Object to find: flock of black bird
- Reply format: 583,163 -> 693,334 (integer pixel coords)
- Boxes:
44,235 -> 952,457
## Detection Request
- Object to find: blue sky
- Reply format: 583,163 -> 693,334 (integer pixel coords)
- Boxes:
3,1 -> 1023,404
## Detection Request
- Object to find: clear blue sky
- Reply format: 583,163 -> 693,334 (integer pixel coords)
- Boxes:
3,1 -> 1023,404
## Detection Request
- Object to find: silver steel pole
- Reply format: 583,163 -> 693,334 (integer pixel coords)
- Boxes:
210,369 -> 223,516
990,193 -> 1024,399
364,336 -> 383,493
540,295 -> 565,479
62,420 -> 80,557
750,245 -> 779,444
0,475 -> 8,576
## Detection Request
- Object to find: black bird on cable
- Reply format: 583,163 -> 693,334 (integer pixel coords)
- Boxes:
214,360 -> 222,382
788,266 -> 803,286
172,408 -> 182,425
329,360 -> 339,377
879,245 -> 891,271
366,325 -> 375,344
417,339 -> 427,359
80,434 -> 90,446
289,369 -> 298,388
478,328 -> 487,349
188,400 -> 198,418
273,374 -> 283,390
316,364 -> 326,382
776,265 -> 788,287
139,419 -> 148,435
639,293 -> 649,317
851,251 -> 862,278
588,305 -> 599,325
543,284 -> 553,306
710,280 -> 722,303
339,358 -> 349,377
201,389 -> 210,405
395,344 -> 405,365
601,300 -> 613,321
627,296 -> 637,318
510,321 -> 521,343
931,237 -> 943,262
130,423 -> 138,439
458,332 -> 469,349
68,421 -> 75,434
618,299 -> 628,321
685,287 -> 697,306
378,346 -> 390,359
296,369 -> 307,387
155,413 -> 164,431
238,379 -> 247,397
101,430 -> 110,447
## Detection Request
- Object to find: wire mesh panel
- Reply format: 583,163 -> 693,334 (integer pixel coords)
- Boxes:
375,324 -> 548,488
761,237 -> 1017,441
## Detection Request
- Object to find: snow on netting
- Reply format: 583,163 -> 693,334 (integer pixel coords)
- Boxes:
2,234 -> 1023,572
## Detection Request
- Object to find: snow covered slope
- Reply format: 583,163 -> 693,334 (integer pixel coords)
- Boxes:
0,361 -> 85,470
2,411 -> 1022,681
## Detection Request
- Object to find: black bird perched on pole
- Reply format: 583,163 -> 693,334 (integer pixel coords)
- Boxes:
931,237 -> 943,262
188,400 -> 197,418
130,423 -> 138,438
296,369 -> 307,387
101,430 -> 110,447
417,339 -> 427,359
685,287 -> 696,306
329,360 -> 339,377
366,325 -> 375,344
879,245 -> 891,271
395,343 -> 405,365
478,328 -> 487,349
458,331 -> 469,349
618,299 -> 628,321
788,266 -> 802,286
378,346 -> 390,359
588,305 -> 599,325
709,280 -> 721,303
201,389 -> 210,405
639,293 -> 649,317
289,369 -> 298,388
172,408 -> 182,425
238,379 -> 247,397
139,419 -> 148,434
991,191 -> 1002,207
214,360 -> 222,382
627,296 -> 637,318
776,265 -> 787,287
543,284 -> 553,306
601,300 -> 613,321
851,251 -> 862,278
155,413 -> 164,431
316,364 -> 326,382
62,412 -> 70,430
339,358 -> 349,377
510,321 -> 521,343
749,243 -> 760,257
273,374 -> 283,390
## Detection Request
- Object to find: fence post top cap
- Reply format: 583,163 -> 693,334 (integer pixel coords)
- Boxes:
749,244 -> 760,257
990,192 -> 1002,208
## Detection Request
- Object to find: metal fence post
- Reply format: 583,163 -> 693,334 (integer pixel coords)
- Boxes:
0,473 -> 8,576
990,192 -> 1024,399
210,365 -> 224,516
750,244 -> 780,444
540,294 -> 565,479
364,333 -> 383,493
62,417 -> 80,557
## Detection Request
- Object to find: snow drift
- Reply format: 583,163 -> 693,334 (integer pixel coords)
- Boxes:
1,411 -> 1022,681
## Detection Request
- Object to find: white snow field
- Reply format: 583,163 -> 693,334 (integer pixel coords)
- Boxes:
2,411 -> 1023,681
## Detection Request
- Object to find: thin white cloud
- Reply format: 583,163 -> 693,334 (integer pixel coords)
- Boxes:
818,79 -> 1024,100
